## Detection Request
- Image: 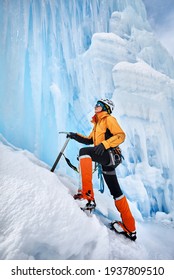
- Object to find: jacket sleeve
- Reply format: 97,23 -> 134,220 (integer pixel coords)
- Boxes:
102,116 -> 125,149
75,132 -> 93,145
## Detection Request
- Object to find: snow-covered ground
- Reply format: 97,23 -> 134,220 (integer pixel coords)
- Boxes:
0,136 -> 174,260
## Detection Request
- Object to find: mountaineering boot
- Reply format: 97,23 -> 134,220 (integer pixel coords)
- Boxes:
74,155 -> 94,201
114,195 -> 136,239
110,221 -> 137,241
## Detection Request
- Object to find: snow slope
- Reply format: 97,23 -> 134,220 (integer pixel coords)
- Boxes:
0,137 -> 174,260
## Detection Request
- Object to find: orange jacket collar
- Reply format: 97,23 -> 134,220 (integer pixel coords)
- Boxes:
91,111 -> 109,123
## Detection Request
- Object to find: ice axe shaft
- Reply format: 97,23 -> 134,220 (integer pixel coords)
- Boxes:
50,133 -> 70,172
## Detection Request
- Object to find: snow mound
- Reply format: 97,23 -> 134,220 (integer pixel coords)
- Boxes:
0,141 -> 109,260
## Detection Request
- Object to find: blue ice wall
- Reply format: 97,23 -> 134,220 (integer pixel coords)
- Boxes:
0,0 -> 148,164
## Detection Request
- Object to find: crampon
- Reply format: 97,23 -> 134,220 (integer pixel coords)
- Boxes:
110,221 -> 137,241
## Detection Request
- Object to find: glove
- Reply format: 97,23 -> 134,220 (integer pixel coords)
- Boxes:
94,143 -> 105,156
67,132 -> 77,140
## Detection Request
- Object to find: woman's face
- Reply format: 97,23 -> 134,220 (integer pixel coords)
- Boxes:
95,105 -> 103,113
95,101 -> 103,113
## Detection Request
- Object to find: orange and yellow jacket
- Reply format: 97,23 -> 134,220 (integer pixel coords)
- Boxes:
76,111 -> 125,149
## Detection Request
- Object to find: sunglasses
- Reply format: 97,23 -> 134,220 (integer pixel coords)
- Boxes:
95,102 -> 104,108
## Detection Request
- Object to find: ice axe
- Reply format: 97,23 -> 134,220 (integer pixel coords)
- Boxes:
50,132 -> 71,172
